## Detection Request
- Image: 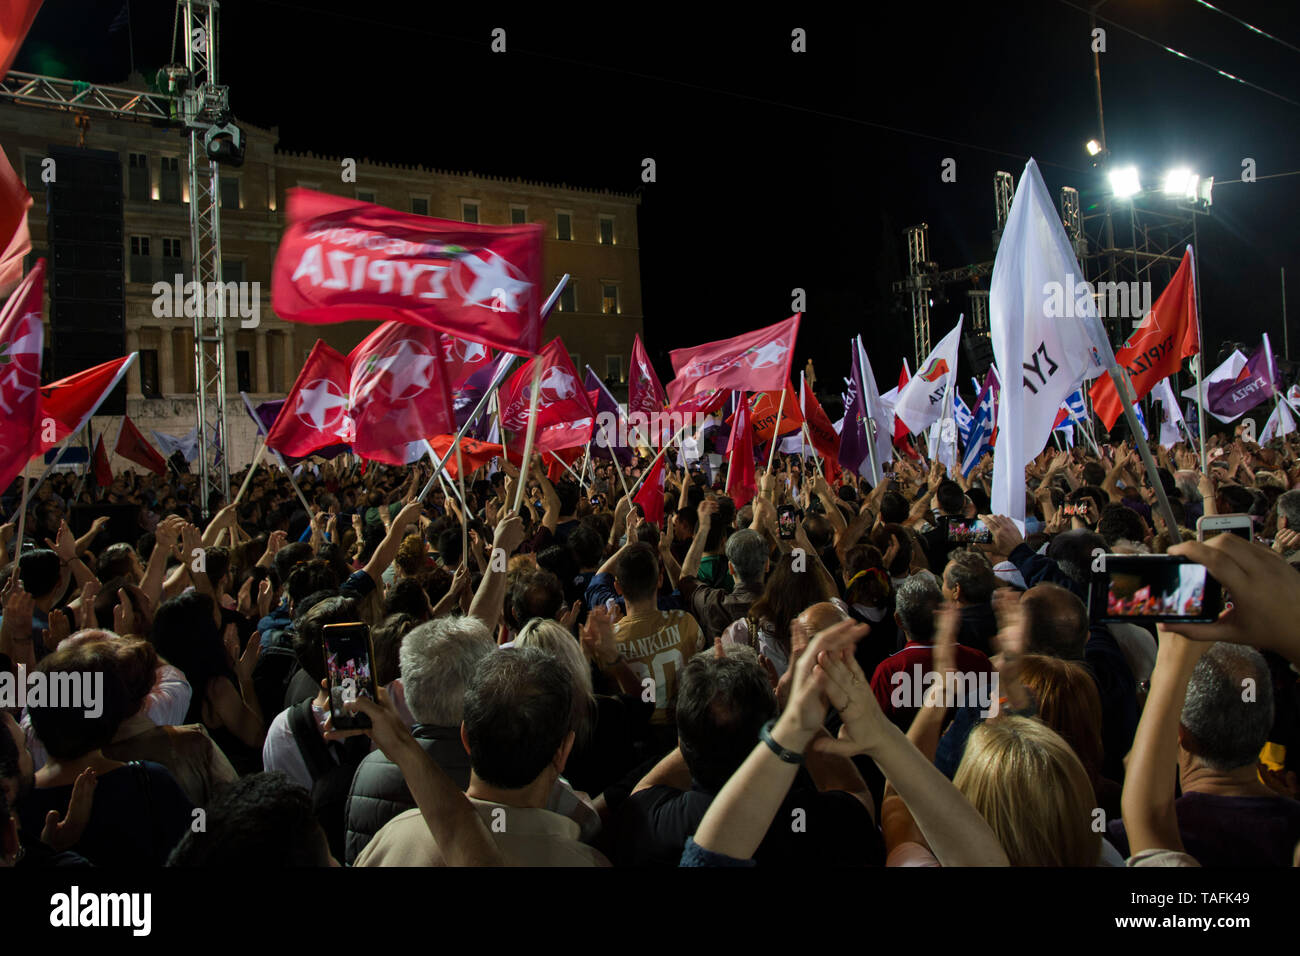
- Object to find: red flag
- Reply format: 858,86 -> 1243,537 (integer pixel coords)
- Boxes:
0,0 -> 42,80
0,259 -> 43,491
1089,247 -> 1200,430
629,333 -> 666,417
633,454 -> 666,527
0,145 -> 32,296
272,188 -> 545,357
427,434 -> 502,480
265,340 -> 352,459
725,400 -> 757,508
349,321 -> 456,466
667,315 -> 800,406
439,334 -> 493,390
731,382 -> 803,443
801,382 -> 842,477
498,338 -> 595,455
545,446 -> 584,484
669,387 -> 727,418
35,354 -> 136,454
92,433 -> 112,487
115,416 -> 167,475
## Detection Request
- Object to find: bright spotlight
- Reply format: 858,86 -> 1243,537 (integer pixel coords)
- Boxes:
1108,166 -> 1141,199
1163,168 -> 1193,196
1085,139 -> 1102,157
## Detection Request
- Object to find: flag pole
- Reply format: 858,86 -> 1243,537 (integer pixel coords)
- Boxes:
511,359 -> 546,513
418,359 -> 516,502
1186,242 -> 1209,472
1115,367 -> 1181,536
454,436 -> 469,562
232,440 -> 268,506
10,471 -> 29,572
628,422 -> 692,501
765,387 -> 787,472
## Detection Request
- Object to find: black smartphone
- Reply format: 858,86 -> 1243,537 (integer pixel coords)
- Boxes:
322,622 -> 377,730
1089,555 -> 1222,624
777,504 -> 798,540
944,516 -> 992,544
590,494 -> 603,507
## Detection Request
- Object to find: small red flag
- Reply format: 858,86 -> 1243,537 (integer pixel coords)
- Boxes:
35,354 -> 136,454
115,416 -> 167,475
633,454 -> 667,527
629,333 -> 667,417
725,400 -> 757,509
92,433 -> 113,487
0,260 -> 44,493
427,434 -> 502,480
730,382 -> 803,443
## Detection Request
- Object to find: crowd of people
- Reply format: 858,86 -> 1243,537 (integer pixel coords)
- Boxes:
1,424 -> 1298,868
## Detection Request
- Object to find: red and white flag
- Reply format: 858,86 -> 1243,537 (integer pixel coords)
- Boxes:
667,315 -> 800,406
629,333 -> 666,417
349,321 -> 456,466
439,334 -> 494,390
1090,246 -> 1200,430
498,338 -> 595,455
0,145 -> 33,296
91,432 -> 113,487
272,188 -> 545,356
115,415 -> 168,475
265,340 -> 353,459
35,354 -> 137,454
0,259 -> 43,490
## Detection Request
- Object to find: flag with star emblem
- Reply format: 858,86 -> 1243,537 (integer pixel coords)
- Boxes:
498,337 -> 596,455
265,340 -> 353,459
272,188 -> 545,357
349,321 -> 457,465
440,334 -> 494,390
1089,246 -> 1199,430
666,314 -> 800,406
629,333 -> 666,417
0,259 -> 43,491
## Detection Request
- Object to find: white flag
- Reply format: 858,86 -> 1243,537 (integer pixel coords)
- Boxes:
856,336 -> 894,484
1261,400 -> 1296,443
894,317 -> 964,435
152,426 -> 201,463
990,159 -> 1112,526
1150,377 -> 1186,448
1181,349 -> 1247,423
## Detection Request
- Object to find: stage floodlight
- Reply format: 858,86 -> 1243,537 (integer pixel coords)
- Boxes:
204,123 -> 245,167
1199,176 -> 1214,206
1163,168 -> 1192,196
1085,139 -> 1102,157
1108,165 -> 1140,199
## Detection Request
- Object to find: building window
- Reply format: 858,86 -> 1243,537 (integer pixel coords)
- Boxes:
267,333 -> 285,393
606,354 -> 623,383
127,153 -> 150,201
462,200 -> 480,223
129,236 -> 151,283
510,204 -> 527,225
24,154 -> 45,193
219,176 -> 240,209
236,350 -> 252,393
558,281 -> 576,313
161,237 -> 183,280
411,196 -> 429,216
599,215 -> 615,245
356,189 -> 375,204
160,157 -> 181,203
555,211 -> 572,241
222,259 -> 244,283
139,349 -> 161,398
602,283 -> 620,315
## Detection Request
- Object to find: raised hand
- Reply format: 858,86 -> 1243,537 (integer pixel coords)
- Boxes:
40,767 -> 98,852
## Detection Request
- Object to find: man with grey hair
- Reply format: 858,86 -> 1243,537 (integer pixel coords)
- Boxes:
1108,642 -> 1300,866
869,575 -> 993,731
343,616 -> 494,863
678,499 -> 769,640
941,550 -> 998,656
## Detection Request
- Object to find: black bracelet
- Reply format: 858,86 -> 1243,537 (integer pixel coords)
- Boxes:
759,718 -> 805,764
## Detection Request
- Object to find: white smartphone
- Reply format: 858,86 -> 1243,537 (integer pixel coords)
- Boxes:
1196,513 -> 1253,543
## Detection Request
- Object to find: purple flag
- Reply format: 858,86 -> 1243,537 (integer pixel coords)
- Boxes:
838,343 -> 870,476
1205,343 -> 1280,421
583,367 -> 634,466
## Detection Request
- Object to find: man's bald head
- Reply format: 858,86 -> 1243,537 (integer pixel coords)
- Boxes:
796,601 -> 849,642
1020,583 -> 1089,661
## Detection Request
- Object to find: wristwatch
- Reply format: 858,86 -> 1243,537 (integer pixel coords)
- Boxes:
759,718 -> 805,764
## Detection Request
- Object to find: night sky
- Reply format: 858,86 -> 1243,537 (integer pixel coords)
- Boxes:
15,0 -> 1300,398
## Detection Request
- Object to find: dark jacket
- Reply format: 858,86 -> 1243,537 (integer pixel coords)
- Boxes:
678,576 -> 761,642
343,725 -> 472,865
